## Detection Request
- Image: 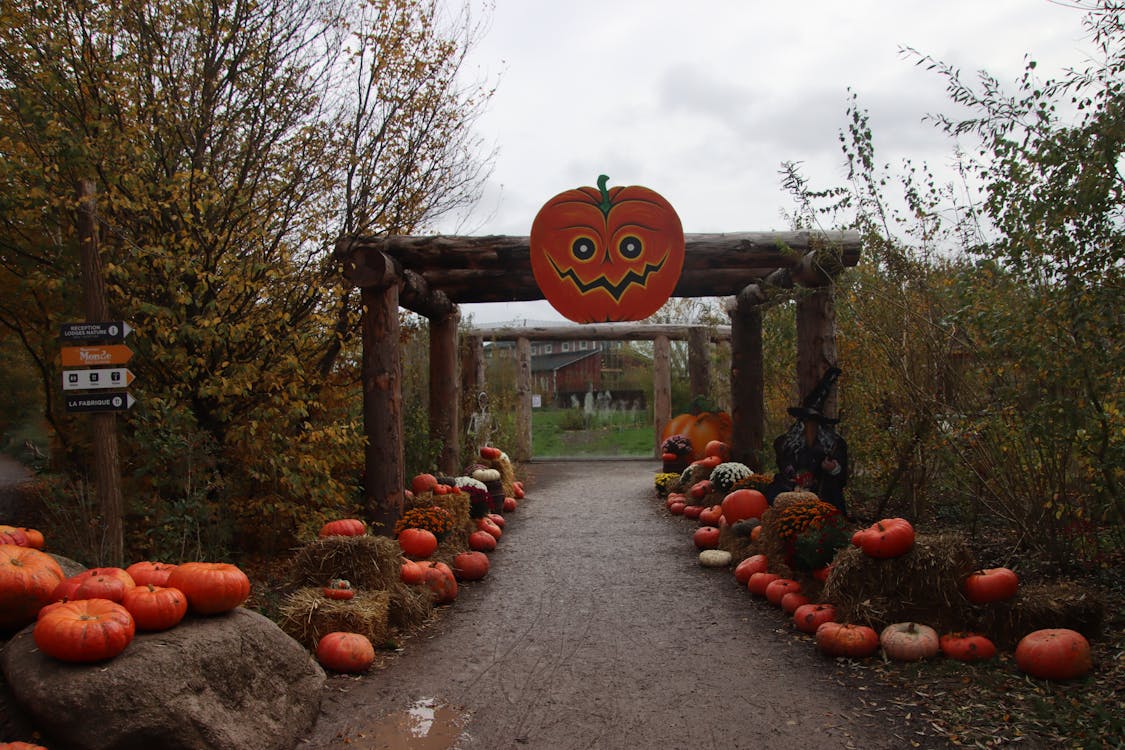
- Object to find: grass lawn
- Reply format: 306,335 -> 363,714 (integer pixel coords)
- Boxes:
531,408 -> 653,458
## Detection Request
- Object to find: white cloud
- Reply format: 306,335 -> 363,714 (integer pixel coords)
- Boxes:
438,0 -> 1098,316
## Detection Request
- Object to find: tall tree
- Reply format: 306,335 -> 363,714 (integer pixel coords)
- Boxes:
0,0 -> 493,555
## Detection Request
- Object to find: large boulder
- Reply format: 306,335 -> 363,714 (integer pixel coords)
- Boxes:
1,607 -> 325,750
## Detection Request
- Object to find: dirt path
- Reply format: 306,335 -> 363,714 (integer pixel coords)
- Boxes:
0,453 -> 32,523
301,460 -> 942,750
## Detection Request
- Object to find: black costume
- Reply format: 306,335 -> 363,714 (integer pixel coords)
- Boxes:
768,409 -> 848,515
765,366 -> 849,516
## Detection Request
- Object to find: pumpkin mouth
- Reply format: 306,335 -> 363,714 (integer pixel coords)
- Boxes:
545,252 -> 668,302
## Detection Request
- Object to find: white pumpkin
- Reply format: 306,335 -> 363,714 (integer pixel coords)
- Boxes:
698,549 -> 732,568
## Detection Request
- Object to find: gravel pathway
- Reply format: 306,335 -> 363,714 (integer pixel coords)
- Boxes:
301,460 -> 942,750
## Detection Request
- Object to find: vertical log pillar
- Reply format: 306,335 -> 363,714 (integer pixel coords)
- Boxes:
460,335 -> 484,446
76,180 -> 124,566
687,326 -> 710,403
729,302 -> 764,470
515,336 -> 532,462
429,309 -> 460,475
796,287 -> 839,417
361,283 -> 404,536
653,334 -> 672,457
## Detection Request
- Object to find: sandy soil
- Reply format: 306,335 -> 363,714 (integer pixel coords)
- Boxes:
300,460 -> 945,750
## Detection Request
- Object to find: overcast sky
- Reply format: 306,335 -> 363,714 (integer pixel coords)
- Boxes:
436,0 -> 1093,325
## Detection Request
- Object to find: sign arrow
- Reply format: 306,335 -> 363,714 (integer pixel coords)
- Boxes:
61,344 -> 133,367
62,368 -> 135,391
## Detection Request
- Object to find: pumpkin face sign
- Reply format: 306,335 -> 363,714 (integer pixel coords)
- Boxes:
530,175 -> 684,323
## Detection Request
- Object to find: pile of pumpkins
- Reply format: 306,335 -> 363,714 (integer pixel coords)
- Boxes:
311,447 -> 525,674
1,524 -> 251,665
659,454 -> 1095,683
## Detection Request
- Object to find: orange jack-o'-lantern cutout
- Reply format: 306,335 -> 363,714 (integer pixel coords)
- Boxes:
530,175 -> 685,323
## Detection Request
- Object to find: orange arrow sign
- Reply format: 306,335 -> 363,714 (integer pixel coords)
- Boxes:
61,345 -> 133,367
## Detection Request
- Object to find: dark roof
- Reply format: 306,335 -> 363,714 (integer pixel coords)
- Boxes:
530,350 -> 599,373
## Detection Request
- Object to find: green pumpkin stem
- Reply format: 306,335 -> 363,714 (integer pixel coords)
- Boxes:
596,174 -> 614,218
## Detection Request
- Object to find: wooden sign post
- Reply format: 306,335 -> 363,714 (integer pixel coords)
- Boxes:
75,180 -> 125,566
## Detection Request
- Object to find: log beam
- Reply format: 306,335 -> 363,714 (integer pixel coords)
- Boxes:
796,288 -> 839,418
687,327 -> 711,404
344,231 -> 861,304
470,323 -> 730,342
515,337 -> 532,462
653,335 -> 672,457
460,335 -> 484,448
429,310 -> 460,475
729,301 -> 765,470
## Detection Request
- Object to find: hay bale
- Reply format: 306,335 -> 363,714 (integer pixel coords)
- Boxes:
485,453 -> 518,497
772,490 -> 819,510
387,583 -> 434,631
717,525 -> 759,562
975,581 -> 1106,648
288,536 -> 402,590
821,532 -> 978,633
277,588 -> 391,649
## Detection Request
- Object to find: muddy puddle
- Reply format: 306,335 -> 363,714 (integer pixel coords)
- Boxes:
335,697 -> 469,749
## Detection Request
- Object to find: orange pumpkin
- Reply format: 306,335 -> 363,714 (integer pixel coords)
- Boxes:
1015,628 -> 1092,680
122,584 -> 188,631
747,572 -> 780,596
765,578 -> 801,606
721,489 -> 768,525
452,551 -> 490,581
34,598 -> 136,662
316,631 -> 375,673
793,603 -> 837,634
166,562 -> 250,615
660,412 -> 733,460
530,174 -> 684,323
733,554 -> 768,585
815,622 -> 880,658
939,632 -> 997,662
0,544 -> 65,629
125,561 -> 177,587
398,528 -> 439,559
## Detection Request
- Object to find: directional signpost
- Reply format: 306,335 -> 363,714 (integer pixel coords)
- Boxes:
60,321 -> 137,414
62,368 -> 135,391
65,392 -> 136,413
59,321 -> 133,343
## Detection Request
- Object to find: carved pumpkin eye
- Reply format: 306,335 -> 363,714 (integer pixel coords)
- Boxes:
619,235 -> 643,260
572,237 -> 596,261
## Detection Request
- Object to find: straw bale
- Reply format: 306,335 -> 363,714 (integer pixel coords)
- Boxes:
772,490 -> 819,511
387,582 -> 434,631
288,535 -> 402,590
277,588 -> 391,649
485,453 -> 518,497
821,532 -> 978,633
973,581 -> 1106,648
717,525 -> 759,563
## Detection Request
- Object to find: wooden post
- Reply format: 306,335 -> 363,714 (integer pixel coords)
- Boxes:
429,309 -> 460,475
460,335 -> 484,449
76,180 -> 124,566
729,302 -> 764,470
687,326 -> 710,402
515,337 -> 531,462
361,283 -> 405,536
796,288 -> 839,417
653,334 -> 672,457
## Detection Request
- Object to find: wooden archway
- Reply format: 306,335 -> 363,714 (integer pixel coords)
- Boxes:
335,231 -> 860,533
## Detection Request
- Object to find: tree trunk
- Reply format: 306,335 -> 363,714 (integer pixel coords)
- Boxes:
76,180 -> 124,566
361,284 -> 404,535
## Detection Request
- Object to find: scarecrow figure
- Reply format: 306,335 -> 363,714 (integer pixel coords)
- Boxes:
766,367 -> 849,516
